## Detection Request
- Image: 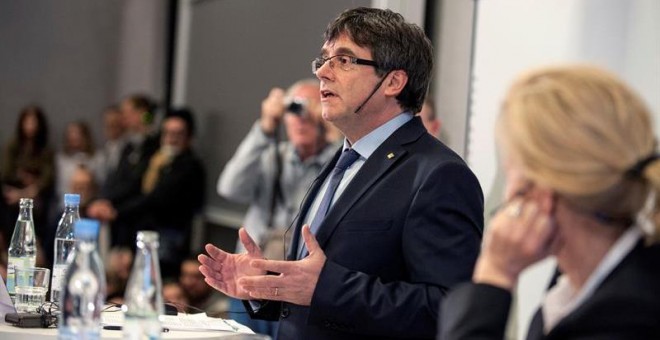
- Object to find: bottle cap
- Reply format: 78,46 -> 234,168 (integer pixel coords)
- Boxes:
19,198 -> 34,208
64,193 -> 81,206
75,218 -> 100,239
136,231 -> 159,245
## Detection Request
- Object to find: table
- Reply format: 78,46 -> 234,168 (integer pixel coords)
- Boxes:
0,324 -> 270,339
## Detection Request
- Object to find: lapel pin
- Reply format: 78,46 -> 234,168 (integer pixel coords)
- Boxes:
387,152 -> 395,159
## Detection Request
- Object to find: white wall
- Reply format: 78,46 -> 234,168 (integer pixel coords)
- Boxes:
0,0 -> 166,151
433,0 -> 477,157
372,0 -> 426,26
468,1 -> 660,338
115,0 -> 167,100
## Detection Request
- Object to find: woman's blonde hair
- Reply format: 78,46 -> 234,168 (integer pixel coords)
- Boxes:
497,65 -> 660,241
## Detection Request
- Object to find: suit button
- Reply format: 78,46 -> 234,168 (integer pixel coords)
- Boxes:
280,306 -> 290,318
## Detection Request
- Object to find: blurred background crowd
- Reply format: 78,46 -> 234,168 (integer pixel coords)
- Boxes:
0,95 -> 217,313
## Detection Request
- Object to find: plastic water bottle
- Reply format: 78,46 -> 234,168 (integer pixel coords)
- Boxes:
123,231 -> 164,340
51,193 -> 80,303
58,219 -> 106,340
7,198 -> 37,303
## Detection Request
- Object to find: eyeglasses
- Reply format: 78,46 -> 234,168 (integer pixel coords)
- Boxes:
489,183 -> 533,217
311,55 -> 379,74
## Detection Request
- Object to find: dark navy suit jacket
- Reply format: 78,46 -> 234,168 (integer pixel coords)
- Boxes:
247,117 -> 484,339
438,242 -> 660,340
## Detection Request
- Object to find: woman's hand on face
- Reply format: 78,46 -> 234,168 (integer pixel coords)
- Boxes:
473,199 -> 559,290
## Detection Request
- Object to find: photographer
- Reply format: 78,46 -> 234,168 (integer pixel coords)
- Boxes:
217,79 -> 335,336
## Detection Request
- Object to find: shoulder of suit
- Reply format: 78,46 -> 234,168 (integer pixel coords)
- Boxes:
638,242 -> 660,267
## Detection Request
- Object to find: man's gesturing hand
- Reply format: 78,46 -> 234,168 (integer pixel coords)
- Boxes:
239,225 -> 327,306
198,227 -> 265,300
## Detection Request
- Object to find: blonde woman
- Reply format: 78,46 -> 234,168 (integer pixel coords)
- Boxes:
440,65 -> 660,339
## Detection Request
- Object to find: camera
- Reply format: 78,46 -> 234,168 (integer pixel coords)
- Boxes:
285,97 -> 308,116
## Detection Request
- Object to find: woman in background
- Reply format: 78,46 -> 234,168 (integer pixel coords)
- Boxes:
55,121 -> 105,203
439,65 -> 660,339
1,105 -> 54,255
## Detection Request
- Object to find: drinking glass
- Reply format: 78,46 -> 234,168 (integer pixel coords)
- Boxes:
14,267 -> 50,313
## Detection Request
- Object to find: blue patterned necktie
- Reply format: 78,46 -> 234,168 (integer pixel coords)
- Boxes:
298,148 -> 360,258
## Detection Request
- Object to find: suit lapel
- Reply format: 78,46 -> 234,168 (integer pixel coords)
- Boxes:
287,148 -> 341,260
313,143 -> 407,249
313,117 -> 425,250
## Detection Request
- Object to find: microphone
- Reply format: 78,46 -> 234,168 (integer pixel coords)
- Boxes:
354,71 -> 392,114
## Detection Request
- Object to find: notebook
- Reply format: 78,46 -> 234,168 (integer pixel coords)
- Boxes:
0,275 -> 17,324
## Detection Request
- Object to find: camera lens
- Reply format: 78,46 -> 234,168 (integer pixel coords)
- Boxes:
286,98 -> 306,116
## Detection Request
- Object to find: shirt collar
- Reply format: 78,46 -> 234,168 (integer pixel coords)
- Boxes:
541,225 -> 643,333
342,112 -> 413,159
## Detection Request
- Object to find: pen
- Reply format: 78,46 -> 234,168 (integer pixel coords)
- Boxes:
103,325 -> 170,333
221,318 -> 239,332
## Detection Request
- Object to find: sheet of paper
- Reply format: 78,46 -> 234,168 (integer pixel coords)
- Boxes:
101,311 -> 253,334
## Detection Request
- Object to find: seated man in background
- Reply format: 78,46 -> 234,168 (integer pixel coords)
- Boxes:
45,165 -> 99,266
163,279 -> 190,313
69,165 -> 98,214
179,257 -> 226,316
90,109 -> 205,279
217,78 -> 336,336
106,247 -> 133,304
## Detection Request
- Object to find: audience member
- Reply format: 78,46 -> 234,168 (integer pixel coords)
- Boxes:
163,279 -> 189,313
101,105 -> 126,175
54,121 -> 105,205
88,94 -> 159,248
218,79 -> 335,258
105,246 -> 133,304
218,79 -> 335,336
1,105 -> 54,254
90,109 -> 205,279
199,7 -> 483,339
420,96 -> 441,138
46,165 -> 101,266
179,257 -> 226,316
69,165 -> 98,213
439,65 -> 660,339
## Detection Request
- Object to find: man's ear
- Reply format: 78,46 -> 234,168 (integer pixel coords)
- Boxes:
383,70 -> 408,97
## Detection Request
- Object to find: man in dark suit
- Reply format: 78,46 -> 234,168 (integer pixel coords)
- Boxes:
91,109 -> 205,279
88,94 -> 160,248
199,7 -> 483,339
